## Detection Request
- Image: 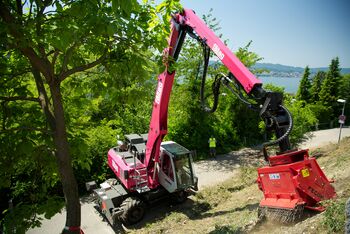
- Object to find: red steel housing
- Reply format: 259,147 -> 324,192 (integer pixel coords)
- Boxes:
257,150 -> 336,211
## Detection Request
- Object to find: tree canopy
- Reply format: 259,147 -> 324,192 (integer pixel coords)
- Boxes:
0,0 -> 180,232
296,66 -> 311,103
299,57 -> 348,127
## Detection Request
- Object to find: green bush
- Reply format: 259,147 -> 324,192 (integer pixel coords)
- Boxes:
286,101 -> 318,146
323,199 -> 346,233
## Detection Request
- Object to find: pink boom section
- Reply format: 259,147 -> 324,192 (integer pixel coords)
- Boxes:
143,9 -> 263,189
180,9 -> 262,93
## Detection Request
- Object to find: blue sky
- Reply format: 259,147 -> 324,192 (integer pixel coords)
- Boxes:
179,0 -> 350,68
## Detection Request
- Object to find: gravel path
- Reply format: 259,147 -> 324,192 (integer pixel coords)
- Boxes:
194,148 -> 263,189
300,127 -> 350,149
28,128 -> 350,234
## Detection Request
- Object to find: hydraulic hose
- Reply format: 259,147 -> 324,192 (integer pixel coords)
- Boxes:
220,73 -> 259,111
199,45 -> 221,113
263,105 -> 293,147
262,105 -> 293,161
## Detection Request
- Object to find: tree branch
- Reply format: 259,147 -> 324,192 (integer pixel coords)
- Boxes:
0,1 -> 54,82
35,1 -> 48,58
0,96 -> 40,102
43,10 -> 57,15
59,29 -> 103,76
52,49 -> 60,68
1,101 -> 7,131
16,0 -> 23,17
38,44 -> 46,57
22,47 -> 54,80
46,49 -> 56,57
32,68 -> 56,131
60,53 -> 106,81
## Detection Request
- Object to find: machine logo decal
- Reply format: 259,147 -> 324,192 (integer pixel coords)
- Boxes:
155,81 -> 163,105
213,43 -> 225,60
269,173 -> 280,180
301,168 -> 310,177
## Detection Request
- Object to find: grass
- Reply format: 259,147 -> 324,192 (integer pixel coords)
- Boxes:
128,137 -> 350,234
311,137 -> 350,234
128,166 -> 261,234
323,199 -> 347,233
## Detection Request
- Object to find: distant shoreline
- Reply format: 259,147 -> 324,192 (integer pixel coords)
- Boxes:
258,74 -> 301,78
253,62 -> 350,77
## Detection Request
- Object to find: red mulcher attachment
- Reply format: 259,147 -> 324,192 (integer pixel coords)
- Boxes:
257,149 -> 336,222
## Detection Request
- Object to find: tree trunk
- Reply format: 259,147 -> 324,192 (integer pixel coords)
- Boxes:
1,1 -> 83,229
32,69 -> 56,128
50,81 -> 81,234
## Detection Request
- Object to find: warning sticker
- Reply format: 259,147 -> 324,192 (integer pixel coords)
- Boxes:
269,173 -> 280,180
301,168 -> 310,177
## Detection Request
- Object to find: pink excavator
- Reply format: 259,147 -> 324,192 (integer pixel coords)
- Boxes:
86,8 -> 335,226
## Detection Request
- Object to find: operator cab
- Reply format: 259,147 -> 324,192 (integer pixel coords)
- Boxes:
158,141 -> 198,193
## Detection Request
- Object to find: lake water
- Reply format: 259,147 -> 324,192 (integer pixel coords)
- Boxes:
258,76 -> 301,94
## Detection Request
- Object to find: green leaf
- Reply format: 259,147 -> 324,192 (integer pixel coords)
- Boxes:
112,0 -> 119,14
18,141 -> 34,155
55,2 -> 63,12
107,24 -> 117,36
121,0 -> 132,15
156,2 -> 167,12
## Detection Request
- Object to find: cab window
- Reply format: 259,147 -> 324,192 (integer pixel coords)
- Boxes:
174,154 -> 193,186
161,153 -> 174,180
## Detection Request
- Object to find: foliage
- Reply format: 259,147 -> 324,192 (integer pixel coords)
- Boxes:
327,57 -> 342,93
296,66 -> 311,103
339,74 -> 350,124
293,57 -> 349,127
339,74 -> 350,101
319,73 -> 335,108
1,197 -> 64,233
236,40 -> 263,69
309,71 -> 326,103
307,103 -> 332,127
209,224 -> 241,234
292,57 -> 350,134
323,199 -> 346,233
285,100 -> 317,146
263,83 -> 285,94
0,0 -> 180,231
319,57 -> 342,120
0,60 -> 62,231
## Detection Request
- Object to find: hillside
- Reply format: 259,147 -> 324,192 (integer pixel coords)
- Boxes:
127,138 -> 350,234
253,63 -> 350,77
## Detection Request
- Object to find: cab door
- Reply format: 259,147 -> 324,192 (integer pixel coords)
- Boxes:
158,151 -> 177,193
